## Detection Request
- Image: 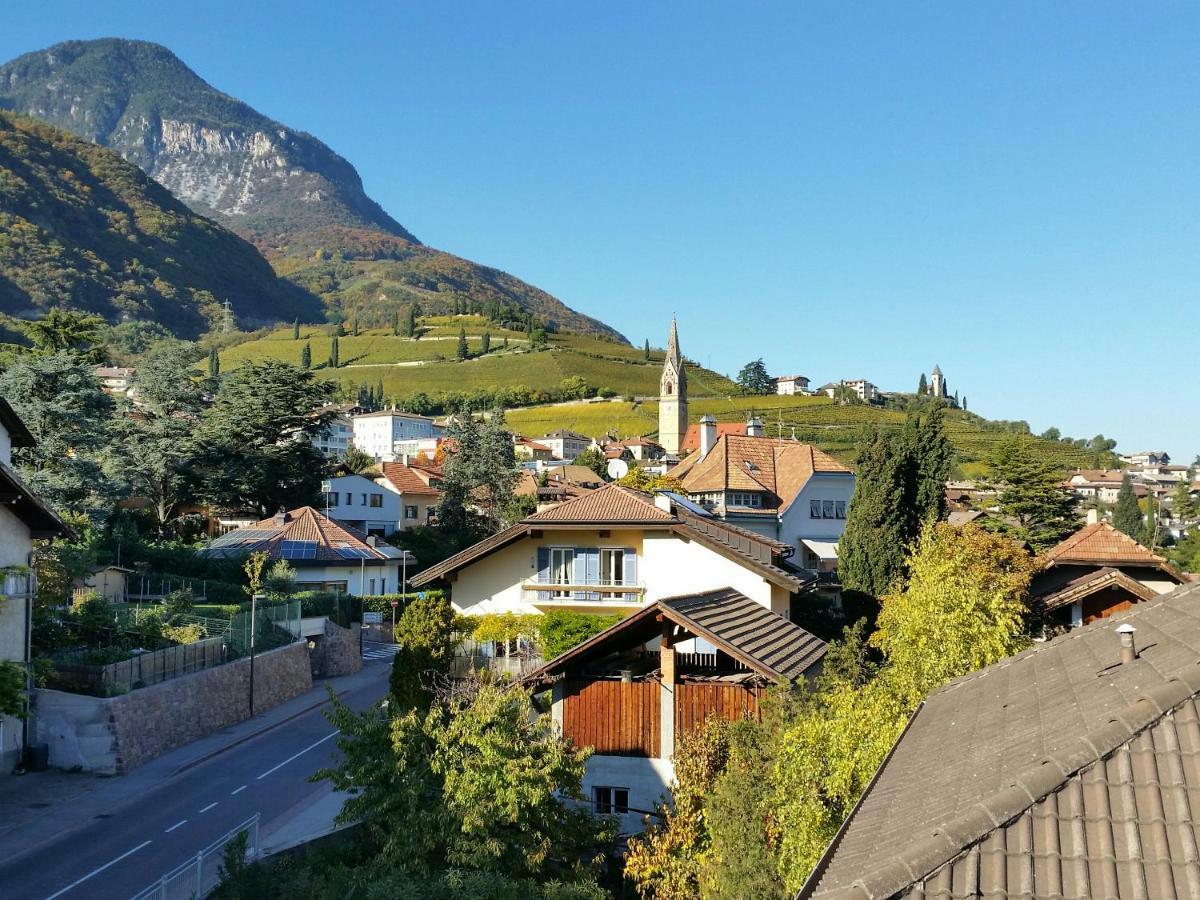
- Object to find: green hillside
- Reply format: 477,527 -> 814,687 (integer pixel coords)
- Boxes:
214,316 -> 737,405
0,110 -> 321,337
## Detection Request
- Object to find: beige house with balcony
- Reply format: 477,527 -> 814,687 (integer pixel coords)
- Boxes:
411,483 -> 815,619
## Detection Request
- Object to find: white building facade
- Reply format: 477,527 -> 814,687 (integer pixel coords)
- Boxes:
322,473 -> 402,536
352,411 -> 444,462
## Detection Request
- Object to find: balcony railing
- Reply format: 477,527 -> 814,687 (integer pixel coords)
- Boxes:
522,580 -> 646,603
0,570 -> 35,599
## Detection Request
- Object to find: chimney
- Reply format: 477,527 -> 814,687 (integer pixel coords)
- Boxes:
1117,624 -> 1137,664
1086,507 -> 1100,525
273,508 -> 289,525
654,492 -> 674,514
746,416 -> 764,438
699,415 -> 717,458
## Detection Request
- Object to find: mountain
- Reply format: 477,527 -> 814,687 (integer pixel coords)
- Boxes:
0,110 -> 322,337
0,39 -> 625,341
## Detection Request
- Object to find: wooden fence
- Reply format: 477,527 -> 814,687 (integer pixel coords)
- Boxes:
562,677 -> 660,758
674,682 -> 763,738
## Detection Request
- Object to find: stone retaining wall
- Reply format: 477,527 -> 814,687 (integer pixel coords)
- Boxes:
309,620 -> 362,679
36,641 -> 312,774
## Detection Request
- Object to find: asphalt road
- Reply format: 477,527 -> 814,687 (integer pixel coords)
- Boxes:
0,650 -> 393,900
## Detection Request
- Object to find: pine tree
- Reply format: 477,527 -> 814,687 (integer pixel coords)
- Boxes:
736,359 -> 772,395
403,305 -> 416,338
208,347 -> 220,378
456,327 -> 468,360
1112,473 -> 1143,538
987,438 -> 1078,550
300,341 -> 311,369
329,335 -> 340,369
917,373 -> 927,396
481,332 -> 491,354
292,319 -> 300,340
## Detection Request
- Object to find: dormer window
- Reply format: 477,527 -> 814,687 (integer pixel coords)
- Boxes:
727,491 -> 762,508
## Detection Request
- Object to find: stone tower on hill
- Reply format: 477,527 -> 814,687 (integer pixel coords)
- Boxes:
930,364 -> 946,399
659,317 -> 688,456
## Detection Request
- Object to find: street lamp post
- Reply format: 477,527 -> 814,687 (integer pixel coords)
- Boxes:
249,592 -> 262,716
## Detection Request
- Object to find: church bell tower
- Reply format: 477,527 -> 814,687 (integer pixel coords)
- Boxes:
659,317 -> 687,455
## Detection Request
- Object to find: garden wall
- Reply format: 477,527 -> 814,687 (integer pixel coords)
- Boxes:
35,641 -> 312,774
309,620 -> 362,678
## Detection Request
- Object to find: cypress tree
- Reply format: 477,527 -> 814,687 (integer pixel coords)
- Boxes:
352,316 -> 360,336
403,305 -> 416,338
917,372 -> 927,395
376,380 -> 385,407
644,339 -> 651,361
329,335 -> 340,368
481,332 -> 491,354
392,310 -> 400,336
208,347 -> 220,377
292,319 -> 300,340
456,327 -> 468,360
1112,473 -> 1143,538
502,335 -> 509,349
300,341 -> 311,369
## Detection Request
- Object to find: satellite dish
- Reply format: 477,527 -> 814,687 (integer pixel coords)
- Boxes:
607,459 -> 630,480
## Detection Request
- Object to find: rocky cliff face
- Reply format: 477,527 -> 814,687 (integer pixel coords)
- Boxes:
0,39 -> 626,341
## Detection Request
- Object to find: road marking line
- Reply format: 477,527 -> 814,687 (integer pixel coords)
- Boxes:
44,839 -> 152,900
256,730 -> 340,781
199,802 -> 218,813
231,784 -> 247,795
165,820 -> 188,833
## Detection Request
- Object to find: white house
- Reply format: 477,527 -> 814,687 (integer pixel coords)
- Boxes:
411,483 -> 816,621
321,473 -> 402,536
668,419 -> 855,573
200,507 -> 414,597
819,379 -> 880,403
0,400 -> 70,774
538,429 -> 594,462
92,365 -> 136,400
352,410 -> 444,462
1121,451 -> 1170,467
311,415 -> 353,460
1064,469 -> 1126,504
774,374 -> 810,396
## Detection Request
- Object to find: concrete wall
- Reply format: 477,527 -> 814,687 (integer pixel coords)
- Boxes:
309,620 -> 363,678
293,561 -> 403,597
35,641 -> 312,774
449,527 -> 779,616
581,755 -> 676,834
782,472 -> 855,547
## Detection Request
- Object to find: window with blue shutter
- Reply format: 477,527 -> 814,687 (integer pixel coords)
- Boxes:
623,549 -> 638,600
536,547 -> 550,601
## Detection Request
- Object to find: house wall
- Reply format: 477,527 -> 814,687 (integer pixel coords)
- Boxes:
324,474 -> 401,535
449,528 -> 780,616
581,755 -> 676,834
782,473 -> 854,549
293,561 -> 403,597
0,502 -> 33,773
352,414 -> 440,462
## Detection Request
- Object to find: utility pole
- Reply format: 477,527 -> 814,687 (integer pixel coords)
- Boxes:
248,592 -> 261,716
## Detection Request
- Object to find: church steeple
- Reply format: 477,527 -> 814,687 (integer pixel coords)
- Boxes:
659,316 -> 687,455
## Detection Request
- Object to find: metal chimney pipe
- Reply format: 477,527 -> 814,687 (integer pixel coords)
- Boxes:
1117,623 -> 1137,664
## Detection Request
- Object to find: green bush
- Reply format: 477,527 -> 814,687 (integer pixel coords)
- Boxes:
538,610 -> 623,660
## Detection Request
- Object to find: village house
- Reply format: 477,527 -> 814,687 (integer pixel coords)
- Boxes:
92,365 -> 136,400
199,507 -> 413,596
320,472 -> 402,536
801,580 -> 1200,899
522,588 -> 825,832
376,461 -> 441,529
1063,468 -> 1126,504
668,416 -> 855,573
1120,450 -> 1170,467
410,483 -> 816,621
817,379 -> 880,403
604,436 -> 664,462
538,429 -> 594,462
1030,519 -> 1187,628
309,414 -> 353,460
773,374 -> 810,395
0,399 -> 71,774
351,409 -> 444,462
513,435 -> 555,462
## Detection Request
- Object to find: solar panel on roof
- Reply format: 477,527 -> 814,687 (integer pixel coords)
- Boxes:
209,529 -> 273,548
337,546 -> 372,559
280,540 -> 318,559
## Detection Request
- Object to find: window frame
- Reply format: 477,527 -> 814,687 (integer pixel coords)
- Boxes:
599,548 -> 626,586
810,499 -> 822,518
593,785 -> 629,814
405,504 -> 418,520
549,547 -> 575,597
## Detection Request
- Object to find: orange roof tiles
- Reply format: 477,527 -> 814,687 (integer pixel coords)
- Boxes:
207,507 -> 393,561
1041,521 -> 1168,567
525,483 -> 675,523
669,435 -> 852,513
380,462 -> 441,496
679,421 -> 747,452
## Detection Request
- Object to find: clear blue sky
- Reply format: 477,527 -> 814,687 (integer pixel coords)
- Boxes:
4,2 -> 1197,459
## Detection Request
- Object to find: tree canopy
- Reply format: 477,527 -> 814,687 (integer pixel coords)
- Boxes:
735,358 -> 772,395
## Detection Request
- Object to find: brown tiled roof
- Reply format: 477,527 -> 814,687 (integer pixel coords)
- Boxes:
802,581 -> 1200,899
525,483 -> 675,523
1033,566 -> 1160,611
379,461 -> 440,496
679,421 -> 746,453
1066,468 -> 1124,483
669,435 -> 851,513
1042,521 -> 1169,568
523,587 -> 826,684
204,507 -> 392,561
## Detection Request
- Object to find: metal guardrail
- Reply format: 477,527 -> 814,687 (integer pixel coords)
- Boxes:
129,813 -> 260,900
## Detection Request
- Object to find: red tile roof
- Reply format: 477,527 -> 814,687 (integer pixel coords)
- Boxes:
525,483 -> 675,523
679,421 -> 747,453
1041,521 -> 1169,568
380,462 -> 441,496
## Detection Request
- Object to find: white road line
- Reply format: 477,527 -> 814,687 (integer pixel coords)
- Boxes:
256,730 -> 340,781
44,839 -> 152,900
231,784 -> 247,795
164,820 -> 188,833
199,802 -> 218,813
